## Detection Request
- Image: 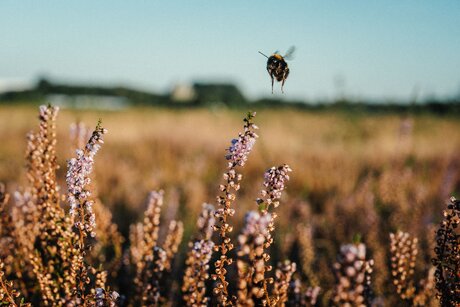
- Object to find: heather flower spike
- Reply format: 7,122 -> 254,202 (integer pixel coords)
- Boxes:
183,204 -> 216,306
248,164 -> 292,306
67,120 -> 107,242
225,111 -> 258,167
432,197 -> 460,305
212,112 -> 258,305
237,211 -> 272,305
182,240 -> 215,306
258,164 -> 292,213
332,243 -> 374,306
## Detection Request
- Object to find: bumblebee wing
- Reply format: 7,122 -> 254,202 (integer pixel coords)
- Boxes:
283,46 -> 296,60
273,50 -> 280,55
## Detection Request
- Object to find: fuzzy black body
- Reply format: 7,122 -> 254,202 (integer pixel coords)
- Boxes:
266,54 -> 290,93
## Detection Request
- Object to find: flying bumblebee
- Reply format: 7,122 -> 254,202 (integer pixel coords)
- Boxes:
259,46 -> 295,94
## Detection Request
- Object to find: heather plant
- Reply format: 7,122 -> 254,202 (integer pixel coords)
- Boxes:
390,231 -> 419,300
0,261 -> 30,307
0,105 -> 117,305
130,190 -> 165,304
182,204 -> 215,306
288,278 -> 320,306
390,231 -> 435,305
0,187 -> 29,307
236,211 -> 272,305
182,239 -> 215,306
0,184 -> 16,279
272,260 -> 296,305
162,220 -> 184,272
128,189 -> 184,305
66,120 -> 109,302
331,243 -> 374,306
432,197 -> 460,305
67,121 -> 124,285
0,105 -> 459,306
212,112 -> 258,305
26,105 -> 80,305
255,164 -> 293,306
231,162 -> 293,306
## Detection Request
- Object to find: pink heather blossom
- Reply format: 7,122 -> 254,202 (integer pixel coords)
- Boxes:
225,112 -> 258,167
239,211 -> 272,244
260,164 -> 292,205
39,105 -> 59,121
95,288 -> 119,307
192,240 -> 215,260
66,122 -> 107,238
340,243 -> 367,261
226,136 -> 257,167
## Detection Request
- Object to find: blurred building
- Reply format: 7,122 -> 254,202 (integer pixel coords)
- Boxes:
170,83 -> 196,102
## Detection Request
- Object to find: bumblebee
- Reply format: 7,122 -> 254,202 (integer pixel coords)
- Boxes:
259,46 -> 295,94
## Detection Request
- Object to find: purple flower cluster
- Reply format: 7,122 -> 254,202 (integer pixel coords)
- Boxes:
66,123 -> 107,238
192,239 -> 215,261
239,211 -> 272,248
190,239 -> 215,279
333,243 -> 374,306
95,288 -> 119,307
226,137 -> 256,167
339,243 -> 367,262
225,112 -> 258,167
260,165 -> 292,206
237,211 -> 273,302
182,239 -> 215,305
39,105 -> 59,122
146,190 -> 164,209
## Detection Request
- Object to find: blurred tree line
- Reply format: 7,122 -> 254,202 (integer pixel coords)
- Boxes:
1,77 -> 459,114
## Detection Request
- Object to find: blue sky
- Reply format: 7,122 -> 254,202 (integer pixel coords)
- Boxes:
1,1 -> 459,101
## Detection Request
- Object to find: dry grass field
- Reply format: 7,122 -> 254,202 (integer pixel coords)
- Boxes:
0,104 -> 459,306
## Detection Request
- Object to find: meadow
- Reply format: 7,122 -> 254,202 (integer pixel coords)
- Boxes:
0,104 -> 459,306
